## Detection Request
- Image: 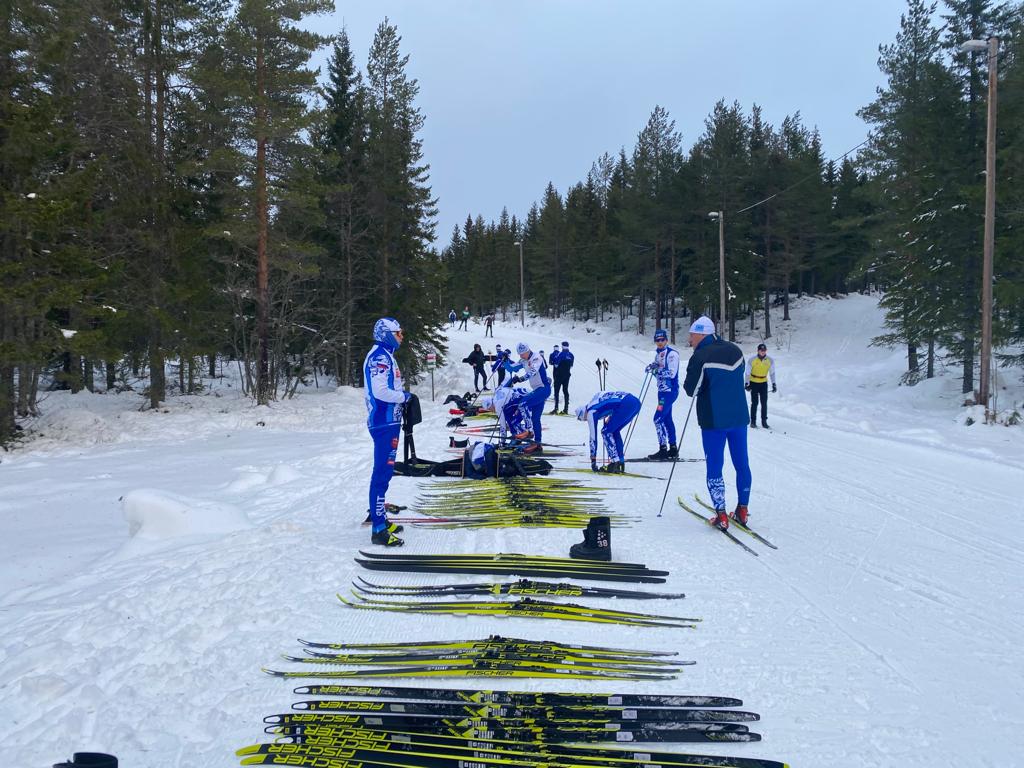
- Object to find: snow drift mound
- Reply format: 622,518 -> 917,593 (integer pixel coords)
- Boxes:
122,489 -> 253,541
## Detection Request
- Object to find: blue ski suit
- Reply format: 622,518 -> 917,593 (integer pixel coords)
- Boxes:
580,391 -> 642,465
648,345 -> 680,447
682,334 -> 751,511
364,323 -> 410,532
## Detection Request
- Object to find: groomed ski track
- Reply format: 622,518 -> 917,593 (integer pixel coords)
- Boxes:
0,295 -> 1021,767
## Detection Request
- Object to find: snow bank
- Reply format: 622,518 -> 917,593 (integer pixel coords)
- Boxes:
121,489 -> 252,541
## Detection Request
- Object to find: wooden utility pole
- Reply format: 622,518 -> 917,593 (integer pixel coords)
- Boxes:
979,36 -> 998,422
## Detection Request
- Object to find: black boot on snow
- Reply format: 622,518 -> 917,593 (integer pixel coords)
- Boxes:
371,528 -> 404,546
569,516 -> 611,561
53,754 -> 118,768
761,420 -> 770,429
667,444 -> 678,459
598,461 -> 624,474
647,446 -> 668,460
749,420 -> 757,429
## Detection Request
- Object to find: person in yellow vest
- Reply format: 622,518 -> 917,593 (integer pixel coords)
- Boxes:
745,342 -> 776,429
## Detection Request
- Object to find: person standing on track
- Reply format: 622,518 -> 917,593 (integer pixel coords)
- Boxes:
645,328 -> 680,460
363,317 -> 410,546
745,342 -> 776,429
550,341 -> 574,415
682,316 -> 752,531
507,342 -> 551,449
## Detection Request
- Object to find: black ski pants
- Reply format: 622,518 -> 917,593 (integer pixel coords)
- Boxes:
473,365 -> 486,391
749,381 -> 768,424
553,375 -> 570,412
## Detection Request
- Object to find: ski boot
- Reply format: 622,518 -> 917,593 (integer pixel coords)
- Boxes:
548,408 -> 559,415
709,509 -> 730,531
521,442 -> 542,455
569,516 -> 611,561
601,461 -> 625,474
514,429 -> 533,441
371,528 -> 404,546
731,504 -> 749,526
560,408 -> 569,415
749,419 -> 757,428
666,443 -> 678,459
647,446 -> 668,461
761,420 -> 770,429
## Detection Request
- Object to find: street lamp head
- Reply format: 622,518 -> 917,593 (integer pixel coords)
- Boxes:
959,39 -> 989,52
513,241 -> 521,246
707,211 -> 720,219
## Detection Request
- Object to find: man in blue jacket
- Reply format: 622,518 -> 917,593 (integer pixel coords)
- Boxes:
682,316 -> 752,531
363,317 -> 410,546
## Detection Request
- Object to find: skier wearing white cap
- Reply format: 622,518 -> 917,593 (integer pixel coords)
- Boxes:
507,342 -> 551,448
644,328 -> 680,460
682,315 -> 752,531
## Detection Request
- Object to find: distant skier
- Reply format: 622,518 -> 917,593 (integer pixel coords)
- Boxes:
576,391 -> 642,474
645,328 -> 680,460
448,309 -> 457,329
363,317 -> 410,546
484,313 -> 494,337
458,306 -> 470,331
550,341 -> 574,414
682,316 -> 752,531
745,342 -> 776,429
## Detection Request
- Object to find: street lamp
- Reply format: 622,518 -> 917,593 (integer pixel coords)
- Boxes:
708,211 -> 726,333
960,37 -> 999,421
513,240 -> 525,327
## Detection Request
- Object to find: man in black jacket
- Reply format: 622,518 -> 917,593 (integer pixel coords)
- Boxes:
463,343 -> 488,392
550,341 -> 574,414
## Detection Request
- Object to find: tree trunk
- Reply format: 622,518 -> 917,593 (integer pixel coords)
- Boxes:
255,39 -> 271,405
669,237 -> 676,344
107,361 -> 117,390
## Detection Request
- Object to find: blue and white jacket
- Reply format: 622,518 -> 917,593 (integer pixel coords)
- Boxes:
581,391 -> 634,459
651,346 -> 680,394
682,335 -> 748,430
521,351 -> 550,391
363,344 -> 408,431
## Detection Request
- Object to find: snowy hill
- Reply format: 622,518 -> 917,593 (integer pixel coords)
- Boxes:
2,295 -> 1022,767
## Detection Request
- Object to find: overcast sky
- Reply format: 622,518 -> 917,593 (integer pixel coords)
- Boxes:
309,0 -> 909,247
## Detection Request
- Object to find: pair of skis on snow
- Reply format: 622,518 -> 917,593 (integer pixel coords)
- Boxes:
679,494 -> 778,557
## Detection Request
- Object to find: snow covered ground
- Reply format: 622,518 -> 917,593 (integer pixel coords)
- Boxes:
2,294 -> 1022,767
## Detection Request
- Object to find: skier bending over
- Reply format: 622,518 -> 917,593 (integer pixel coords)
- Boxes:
645,328 -> 680,460
503,342 -> 551,448
576,391 -> 642,474
363,317 -> 410,546
479,384 -> 534,443
682,316 -> 752,531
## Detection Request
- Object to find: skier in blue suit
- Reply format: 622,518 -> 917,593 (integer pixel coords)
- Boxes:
509,342 -> 551,448
645,328 -> 680,460
575,391 -> 642,474
682,315 -> 752,531
363,317 -> 410,546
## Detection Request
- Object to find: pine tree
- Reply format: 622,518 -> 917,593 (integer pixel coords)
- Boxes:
222,0 -> 332,403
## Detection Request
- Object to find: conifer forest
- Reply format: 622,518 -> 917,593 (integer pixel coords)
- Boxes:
2,0 -> 1023,443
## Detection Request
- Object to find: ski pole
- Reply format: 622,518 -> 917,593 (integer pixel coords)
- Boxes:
656,393 -> 697,518
622,370 -> 652,456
